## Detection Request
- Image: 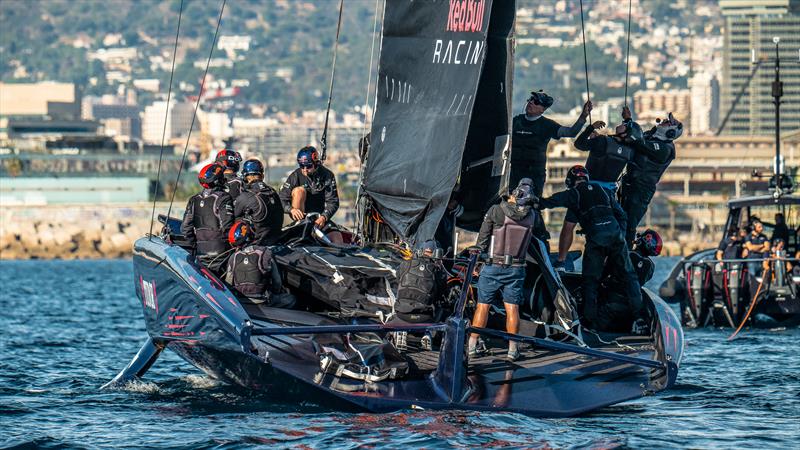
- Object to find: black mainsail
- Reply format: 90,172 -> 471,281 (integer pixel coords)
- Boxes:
362,0 -> 515,244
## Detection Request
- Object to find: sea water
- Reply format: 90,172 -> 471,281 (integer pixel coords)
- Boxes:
1,258 -> 798,449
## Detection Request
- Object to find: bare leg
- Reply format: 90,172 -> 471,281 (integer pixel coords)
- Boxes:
291,186 -> 307,212
504,302 -> 519,352
468,303 -> 490,350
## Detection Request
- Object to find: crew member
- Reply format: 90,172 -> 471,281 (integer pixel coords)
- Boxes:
468,178 -> 537,361
181,163 -> 234,274
744,219 -> 770,277
234,159 -> 283,245
619,111 -> 682,244
772,213 -> 790,245
279,146 -> 339,228
215,149 -> 244,200
595,229 -> 662,333
716,228 -> 744,262
537,165 -> 643,330
509,90 -> 592,197
225,220 -> 295,308
555,109 -> 640,268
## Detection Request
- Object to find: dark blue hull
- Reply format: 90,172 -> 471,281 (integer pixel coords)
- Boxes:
118,237 -> 683,416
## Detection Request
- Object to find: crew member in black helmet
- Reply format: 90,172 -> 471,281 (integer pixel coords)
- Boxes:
555,107 -> 640,269
225,220 -> 295,308
215,149 -> 244,200
279,146 -> 339,228
234,159 -> 284,245
510,90 -> 592,197
181,163 -> 234,274
537,165 -> 644,330
619,112 -> 682,244
468,178 -> 537,361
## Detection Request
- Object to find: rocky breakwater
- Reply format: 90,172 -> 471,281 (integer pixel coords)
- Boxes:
1,204 -> 174,260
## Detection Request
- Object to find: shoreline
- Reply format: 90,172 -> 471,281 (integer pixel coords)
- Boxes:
1,203 -> 716,260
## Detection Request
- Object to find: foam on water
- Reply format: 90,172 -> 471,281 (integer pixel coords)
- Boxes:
1,258 -> 798,449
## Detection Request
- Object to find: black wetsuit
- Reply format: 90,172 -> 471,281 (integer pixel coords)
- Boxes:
539,182 -> 643,324
181,188 -> 234,274
573,126 -> 635,192
234,181 -> 284,245
224,172 -> 244,201
225,245 -> 294,308
279,166 -> 339,221
619,136 -> 675,244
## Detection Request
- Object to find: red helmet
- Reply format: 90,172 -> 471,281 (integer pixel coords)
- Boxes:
635,229 -> 663,257
228,220 -> 254,247
198,163 -> 225,189
215,149 -> 242,171
565,165 -> 589,188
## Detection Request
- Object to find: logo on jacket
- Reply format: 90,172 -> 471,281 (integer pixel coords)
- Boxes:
617,147 -> 623,154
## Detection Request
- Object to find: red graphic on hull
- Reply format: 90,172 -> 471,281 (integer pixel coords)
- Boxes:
446,0 -> 486,33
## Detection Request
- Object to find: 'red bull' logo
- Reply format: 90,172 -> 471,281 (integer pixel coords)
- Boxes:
446,0 -> 486,33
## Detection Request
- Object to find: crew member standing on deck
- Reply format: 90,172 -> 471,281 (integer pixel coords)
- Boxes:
468,178 -> 537,362
215,149 -> 244,201
279,146 -> 339,228
181,163 -> 234,275
555,108 -> 639,269
537,165 -> 645,331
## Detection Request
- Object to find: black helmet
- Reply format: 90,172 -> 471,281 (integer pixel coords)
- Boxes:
565,165 -> 589,188
215,149 -> 242,172
528,90 -> 554,109
634,229 -> 663,257
619,119 -> 644,143
198,163 -> 226,189
227,220 -> 254,247
242,159 -> 264,177
511,178 -> 535,206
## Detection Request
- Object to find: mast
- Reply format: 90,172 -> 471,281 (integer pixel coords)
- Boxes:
771,37 -> 783,197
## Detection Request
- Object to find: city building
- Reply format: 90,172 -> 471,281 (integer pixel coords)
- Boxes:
689,72 -> 721,135
142,101 -> 195,144
633,89 -> 692,132
0,82 -> 81,120
719,0 -> 800,135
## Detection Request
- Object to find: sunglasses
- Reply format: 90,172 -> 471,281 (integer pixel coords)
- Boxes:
299,162 -> 315,169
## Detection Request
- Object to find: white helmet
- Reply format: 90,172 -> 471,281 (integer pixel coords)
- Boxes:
649,112 -> 683,141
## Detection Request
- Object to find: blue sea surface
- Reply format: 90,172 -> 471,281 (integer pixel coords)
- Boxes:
1,258 -> 798,449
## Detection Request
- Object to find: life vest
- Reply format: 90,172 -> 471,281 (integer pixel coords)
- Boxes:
395,257 -> 442,322
193,191 -> 229,254
585,137 -> 634,183
230,246 -> 272,298
572,183 -> 620,237
628,140 -> 675,188
491,209 -> 535,263
242,182 -> 283,240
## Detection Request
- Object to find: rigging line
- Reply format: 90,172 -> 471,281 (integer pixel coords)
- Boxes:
320,0 -> 345,162
165,0 -> 227,222
355,0 -> 382,238
149,0 -> 184,239
623,0 -> 632,108
578,0 -> 592,123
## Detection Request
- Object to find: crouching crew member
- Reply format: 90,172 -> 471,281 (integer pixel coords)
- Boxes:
225,221 -> 295,308
215,149 -> 244,201
469,178 -> 537,362
556,108 -> 639,268
234,159 -> 283,245
619,112 -> 682,244
594,229 -> 661,333
181,163 -> 234,274
279,146 -> 339,228
537,166 -> 644,330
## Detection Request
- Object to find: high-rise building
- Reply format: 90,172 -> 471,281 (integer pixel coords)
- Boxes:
633,89 -> 692,132
142,101 -> 194,144
689,72 -> 721,135
719,0 -> 800,135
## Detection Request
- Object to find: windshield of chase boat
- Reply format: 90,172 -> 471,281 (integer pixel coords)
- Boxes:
361,0 -> 516,245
